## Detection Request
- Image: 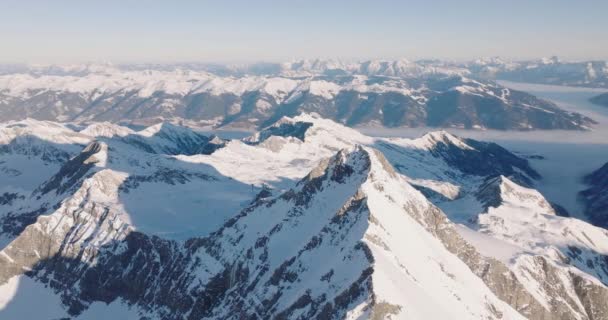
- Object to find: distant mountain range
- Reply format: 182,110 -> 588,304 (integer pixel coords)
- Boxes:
468,56 -> 608,88
5,56 -> 605,87
0,58 -> 600,130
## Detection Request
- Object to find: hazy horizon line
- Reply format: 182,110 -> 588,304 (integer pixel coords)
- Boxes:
1,55 -> 607,67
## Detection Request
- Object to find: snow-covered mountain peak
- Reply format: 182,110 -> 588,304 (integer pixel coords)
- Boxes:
292,113 -> 372,142
208,135 -> 224,145
300,145 -> 371,185
540,56 -> 561,65
80,122 -> 135,138
244,113 -> 372,151
306,79 -> 343,99
477,175 -> 556,215
472,56 -> 509,66
127,122 -> 225,156
416,130 -> 474,151
26,61 -> 120,76
195,144 -> 524,319
137,121 -> 184,137
295,145 -> 423,216
0,118 -> 88,145
328,147 -> 526,319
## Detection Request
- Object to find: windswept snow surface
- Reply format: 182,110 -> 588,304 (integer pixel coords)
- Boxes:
0,275 -> 68,318
0,275 -> 145,319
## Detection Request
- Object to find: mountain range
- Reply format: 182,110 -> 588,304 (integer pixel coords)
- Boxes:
1,114 -> 608,319
0,59 -> 599,130
467,56 -> 608,88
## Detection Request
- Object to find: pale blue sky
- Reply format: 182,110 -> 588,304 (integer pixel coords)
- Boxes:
1,0 -> 607,63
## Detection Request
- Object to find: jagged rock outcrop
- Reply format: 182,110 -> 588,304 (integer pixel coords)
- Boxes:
36,141 -> 106,196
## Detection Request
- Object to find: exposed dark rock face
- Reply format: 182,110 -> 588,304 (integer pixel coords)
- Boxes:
120,124 -> 227,156
1,206 -> 48,238
197,135 -> 227,154
475,175 -> 555,213
119,168 -> 217,193
246,121 -> 313,144
35,232 -> 202,318
0,192 -> 24,206
36,141 -> 104,196
460,139 -> 540,183
0,142 -> 104,238
551,202 -> 570,217
0,135 -> 74,164
590,93 -> 608,107
330,90 -> 424,128
421,133 -> 540,185
580,162 -> 608,228
476,176 -> 507,209
411,184 -> 455,202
